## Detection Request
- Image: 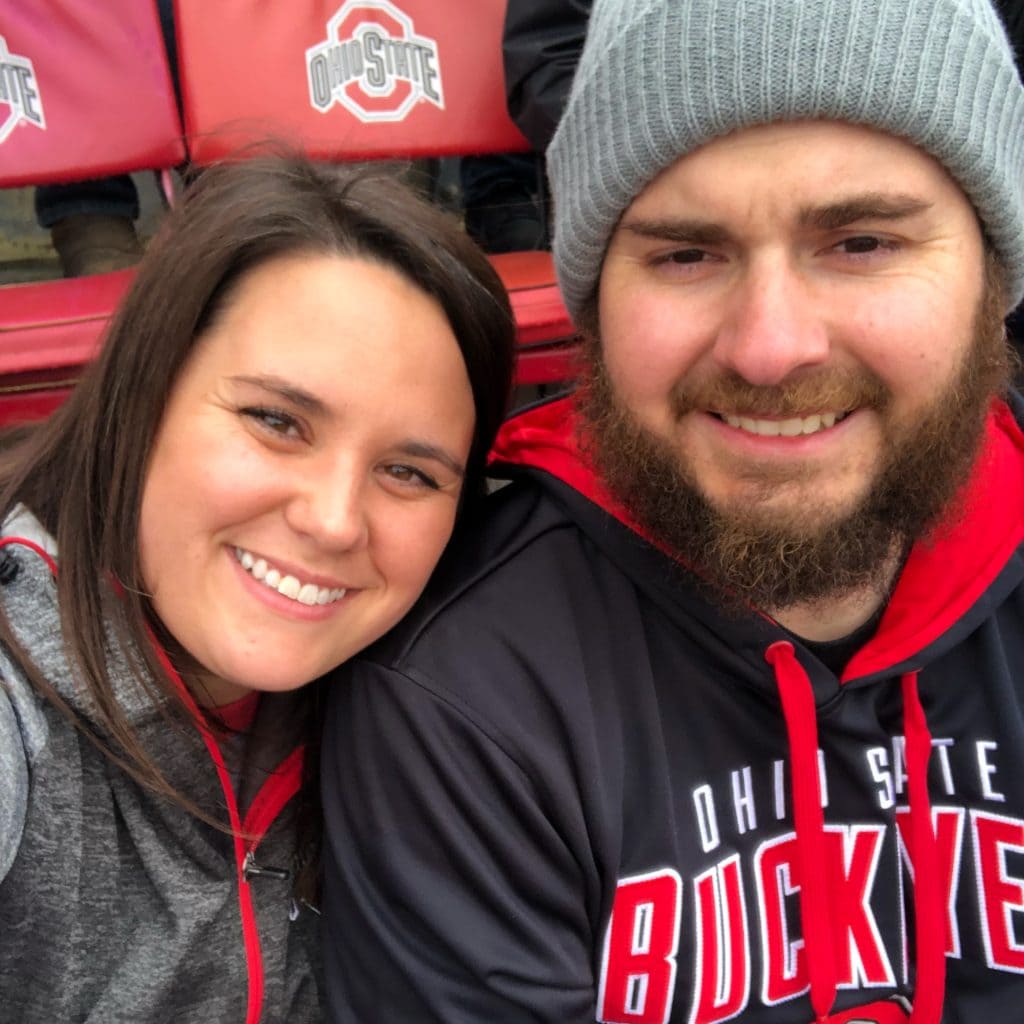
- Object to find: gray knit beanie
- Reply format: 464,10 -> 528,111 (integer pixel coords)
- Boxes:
549,0 -> 1024,320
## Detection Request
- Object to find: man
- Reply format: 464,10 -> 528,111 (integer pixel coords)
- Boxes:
322,1 -> 1024,1021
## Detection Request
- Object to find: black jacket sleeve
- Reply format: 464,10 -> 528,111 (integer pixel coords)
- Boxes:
995,0 -> 1024,69
502,0 -> 592,153
320,659 -> 597,1023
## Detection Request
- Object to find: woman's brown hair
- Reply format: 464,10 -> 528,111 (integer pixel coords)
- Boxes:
0,155 -> 515,866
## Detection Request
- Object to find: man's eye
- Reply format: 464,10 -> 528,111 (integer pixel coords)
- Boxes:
839,236 -> 886,254
664,248 -> 708,264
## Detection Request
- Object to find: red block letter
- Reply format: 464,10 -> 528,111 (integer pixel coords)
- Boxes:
825,826 -> 894,987
973,811 -> 1024,973
755,834 -> 807,1006
896,806 -> 965,958
598,869 -> 683,1024
691,855 -> 750,1023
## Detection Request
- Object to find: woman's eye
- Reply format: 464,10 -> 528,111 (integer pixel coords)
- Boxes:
240,407 -> 302,438
382,464 -> 439,490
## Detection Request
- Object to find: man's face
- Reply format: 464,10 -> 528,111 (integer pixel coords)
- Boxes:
585,120 -> 1010,609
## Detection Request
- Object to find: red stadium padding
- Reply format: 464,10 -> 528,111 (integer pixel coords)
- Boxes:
0,1 -> 576,431
0,271 -> 135,424
0,2 -> 182,426
0,1 -> 184,187
0,271 -> 133,377
175,0 -> 530,163
175,0 -> 578,386
490,252 -> 580,386
490,251 -> 573,346
0,386 -> 73,428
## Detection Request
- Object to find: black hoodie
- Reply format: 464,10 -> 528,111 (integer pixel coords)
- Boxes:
322,393 -> 1024,1023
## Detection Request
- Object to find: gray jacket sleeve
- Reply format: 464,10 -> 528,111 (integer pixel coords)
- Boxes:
0,659 -> 48,882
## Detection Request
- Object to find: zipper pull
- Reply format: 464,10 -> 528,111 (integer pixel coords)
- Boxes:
289,897 -> 322,922
242,849 -> 290,882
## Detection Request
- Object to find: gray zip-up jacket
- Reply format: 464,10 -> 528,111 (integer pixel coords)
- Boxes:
0,519 -> 321,1022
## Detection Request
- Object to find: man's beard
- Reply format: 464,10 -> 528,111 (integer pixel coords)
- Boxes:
576,262 -> 1013,613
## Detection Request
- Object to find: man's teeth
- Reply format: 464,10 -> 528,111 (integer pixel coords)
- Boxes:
721,412 -> 842,437
234,548 -> 346,606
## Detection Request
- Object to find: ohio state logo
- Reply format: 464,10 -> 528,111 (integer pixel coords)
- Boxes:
0,35 -> 45,145
306,0 -> 444,123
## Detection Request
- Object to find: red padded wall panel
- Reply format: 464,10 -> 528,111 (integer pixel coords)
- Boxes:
176,0 -> 530,162
0,0 -> 184,186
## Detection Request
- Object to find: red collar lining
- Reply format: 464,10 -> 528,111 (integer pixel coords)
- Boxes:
845,403 -> 1024,679
213,691 -> 261,732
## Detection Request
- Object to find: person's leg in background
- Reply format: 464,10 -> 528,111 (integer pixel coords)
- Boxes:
460,152 -> 548,254
34,176 -> 142,277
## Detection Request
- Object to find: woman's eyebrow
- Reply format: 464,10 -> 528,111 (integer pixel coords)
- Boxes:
229,375 -> 466,477
395,440 -> 466,478
228,374 -> 327,414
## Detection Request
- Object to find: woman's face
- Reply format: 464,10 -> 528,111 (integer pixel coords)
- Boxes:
138,251 -> 476,706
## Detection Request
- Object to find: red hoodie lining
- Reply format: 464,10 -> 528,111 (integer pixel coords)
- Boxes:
243,744 -> 305,838
142,604 -> 307,1024
846,403 -> 1024,679
0,535 -> 57,576
146,637 -> 308,1024
214,691 -> 261,733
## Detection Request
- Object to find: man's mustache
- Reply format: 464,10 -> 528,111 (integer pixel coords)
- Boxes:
670,367 -> 890,420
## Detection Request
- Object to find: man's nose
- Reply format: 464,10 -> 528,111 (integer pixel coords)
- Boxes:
711,258 -> 830,386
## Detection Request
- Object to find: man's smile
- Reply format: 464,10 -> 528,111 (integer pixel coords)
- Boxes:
715,411 -> 851,437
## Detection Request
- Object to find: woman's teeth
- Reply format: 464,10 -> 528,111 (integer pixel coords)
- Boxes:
234,547 -> 346,606
721,411 -> 845,437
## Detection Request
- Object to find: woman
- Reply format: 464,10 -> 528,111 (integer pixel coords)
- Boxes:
0,155 -> 514,1022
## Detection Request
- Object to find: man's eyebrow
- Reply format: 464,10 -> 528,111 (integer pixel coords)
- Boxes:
619,196 -> 933,244
228,374 -> 327,414
619,218 -> 733,247
798,194 -> 933,231
395,440 -> 466,479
